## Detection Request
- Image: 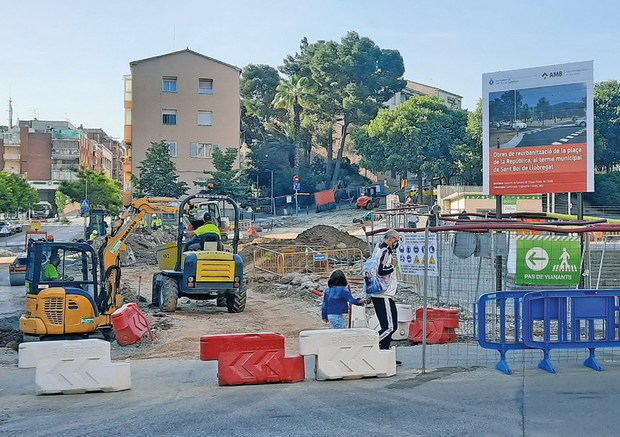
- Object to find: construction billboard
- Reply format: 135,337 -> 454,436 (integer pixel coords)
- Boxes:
482,61 -> 594,195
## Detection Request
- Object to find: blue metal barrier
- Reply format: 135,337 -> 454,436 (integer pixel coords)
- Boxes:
522,289 -> 620,373
475,291 -> 529,375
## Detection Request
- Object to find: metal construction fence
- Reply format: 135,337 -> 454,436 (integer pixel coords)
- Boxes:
364,212 -> 620,370
253,245 -> 364,278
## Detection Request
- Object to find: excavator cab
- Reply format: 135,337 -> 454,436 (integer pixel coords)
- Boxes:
152,194 -> 245,313
19,240 -> 118,339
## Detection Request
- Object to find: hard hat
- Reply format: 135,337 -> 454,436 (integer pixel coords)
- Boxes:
92,229 -> 98,234
152,214 -> 158,218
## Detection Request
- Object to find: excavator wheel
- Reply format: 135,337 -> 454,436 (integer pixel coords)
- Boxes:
158,275 -> 179,312
226,286 -> 247,313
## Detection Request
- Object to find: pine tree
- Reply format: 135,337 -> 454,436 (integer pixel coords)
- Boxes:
134,141 -> 188,198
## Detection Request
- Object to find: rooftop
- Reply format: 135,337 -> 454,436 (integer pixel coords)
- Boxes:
130,48 -> 241,72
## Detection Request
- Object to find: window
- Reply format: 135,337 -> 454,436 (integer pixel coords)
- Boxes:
190,142 -> 215,158
39,248 -> 94,285
162,76 -> 177,92
124,109 -> 132,125
197,110 -> 213,126
199,78 -> 213,94
162,109 -> 177,125
163,140 -> 177,157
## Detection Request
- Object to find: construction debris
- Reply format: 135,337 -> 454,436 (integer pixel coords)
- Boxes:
125,229 -> 176,265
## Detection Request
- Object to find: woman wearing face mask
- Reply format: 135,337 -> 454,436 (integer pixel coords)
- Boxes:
370,229 -> 401,358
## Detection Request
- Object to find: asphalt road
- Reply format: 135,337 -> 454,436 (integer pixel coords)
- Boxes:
0,222 -> 83,318
1,356 -> 619,436
517,125 -> 586,147
0,221 -> 85,250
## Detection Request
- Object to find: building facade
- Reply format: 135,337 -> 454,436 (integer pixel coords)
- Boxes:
124,49 -> 242,194
387,80 -> 462,109
0,120 -> 121,204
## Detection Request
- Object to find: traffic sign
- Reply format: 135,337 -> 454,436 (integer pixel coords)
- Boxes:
293,182 -> 301,191
515,236 -> 580,285
293,175 -> 300,183
80,199 -> 90,215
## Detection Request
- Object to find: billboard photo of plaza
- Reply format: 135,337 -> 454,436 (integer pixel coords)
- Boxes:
488,82 -> 587,149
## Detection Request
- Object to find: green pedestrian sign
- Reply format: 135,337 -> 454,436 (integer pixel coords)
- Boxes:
515,236 -> 581,285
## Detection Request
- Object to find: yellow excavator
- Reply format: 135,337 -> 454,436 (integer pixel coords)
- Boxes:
19,197 -> 178,340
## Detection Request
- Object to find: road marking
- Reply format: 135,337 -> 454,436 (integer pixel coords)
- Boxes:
552,142 -> 562,145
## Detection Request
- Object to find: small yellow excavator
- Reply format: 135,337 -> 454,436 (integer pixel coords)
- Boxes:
19,197 -> 178,340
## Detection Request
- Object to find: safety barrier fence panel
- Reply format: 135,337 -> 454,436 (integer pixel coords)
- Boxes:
475,291 -> 529,374
253,245 -> 364,277
522,289 -> 620,373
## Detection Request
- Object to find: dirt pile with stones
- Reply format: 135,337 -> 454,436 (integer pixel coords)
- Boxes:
123,229 -> 176,266
294,225 -> 369,255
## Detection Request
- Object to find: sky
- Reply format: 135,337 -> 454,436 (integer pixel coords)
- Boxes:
1,0 -> 619,139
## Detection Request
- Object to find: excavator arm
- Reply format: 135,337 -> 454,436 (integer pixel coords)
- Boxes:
103,197 -> 178,270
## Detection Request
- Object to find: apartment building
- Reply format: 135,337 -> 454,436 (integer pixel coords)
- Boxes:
387,80 -> 462,109
124,49 -> 242,193
83,128 -> 125,184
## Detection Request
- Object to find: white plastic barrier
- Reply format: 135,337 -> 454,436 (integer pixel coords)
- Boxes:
19,339 -> 111,369
19,339 -> 131,395
299,328 -> 396,380
350,304 -> 412,341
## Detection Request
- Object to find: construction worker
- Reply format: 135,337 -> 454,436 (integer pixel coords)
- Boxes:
151,214 -> 163,230
42,254 -> 61,280
89,229 -> 98,241
186,212 -> 220,250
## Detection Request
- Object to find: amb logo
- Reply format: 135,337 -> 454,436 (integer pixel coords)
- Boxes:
542,71 -> 562,79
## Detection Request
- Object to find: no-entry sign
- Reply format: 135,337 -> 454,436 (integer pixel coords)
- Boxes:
515,235 -> 581,285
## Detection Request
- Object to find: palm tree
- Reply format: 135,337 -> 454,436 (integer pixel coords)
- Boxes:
272,75 -> 312,169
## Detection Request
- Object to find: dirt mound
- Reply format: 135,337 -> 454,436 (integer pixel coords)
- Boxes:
295,225 -> 369,256
0,248 -> 17,257
126,229 -> 176,265
0,316 -> 22,349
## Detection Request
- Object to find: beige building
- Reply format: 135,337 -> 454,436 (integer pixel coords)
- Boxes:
124,49 -> 242,194
387,80 -> 462,109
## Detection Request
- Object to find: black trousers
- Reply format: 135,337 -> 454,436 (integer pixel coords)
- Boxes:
372,296 -> 398,350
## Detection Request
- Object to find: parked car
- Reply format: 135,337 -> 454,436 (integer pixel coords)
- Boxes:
9,253 -> 27,286
489,121 -> 501,129
500,121 -> 512,129
511,120 -> 527,130
8,222 -> 22,234
0,221 -> 12,237
574,118 -> 586,127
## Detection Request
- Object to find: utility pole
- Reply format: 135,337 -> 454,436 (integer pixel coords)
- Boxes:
270,170 -> 275,216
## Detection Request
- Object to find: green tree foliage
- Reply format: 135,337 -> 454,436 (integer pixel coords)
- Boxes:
272,75 -> 313,168
59,167 -> 122,213
200,148 -> 250,203
585,172 -> 620,205
353,95 -> 470,198
0,171 -> 40,213
281,31 -> 406,186
134,141 -> 188,198
594,80 -> 620,170
241,64 -> 284,145
54,190 -> 69,218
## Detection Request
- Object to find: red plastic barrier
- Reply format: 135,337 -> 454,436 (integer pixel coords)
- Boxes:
409,307 -> 460,344
111,303 -> 155,346
217,350 -> 305,385
200,332 -> 304,386
200,332 -> 285,361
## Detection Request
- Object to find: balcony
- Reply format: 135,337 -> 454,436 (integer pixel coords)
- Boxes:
51,148 -> 79,159
51,163 -> 79,171
52,170 -> 78,181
